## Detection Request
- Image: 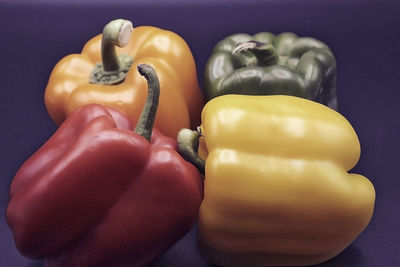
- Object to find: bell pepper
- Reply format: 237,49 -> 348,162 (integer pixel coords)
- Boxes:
204,32 -> 338,109
44,19 -> 204,138
7,64 -> 203,267
178,94 -> 375,266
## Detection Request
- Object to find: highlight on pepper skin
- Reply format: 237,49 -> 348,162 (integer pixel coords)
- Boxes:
178,94 -> 375,267
6,16 -> 376,267
204,32 -> 338,110
6,64 -> 204,267
44,19 -> 204,139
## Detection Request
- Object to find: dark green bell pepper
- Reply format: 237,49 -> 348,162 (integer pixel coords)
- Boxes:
204,32 -> 338,109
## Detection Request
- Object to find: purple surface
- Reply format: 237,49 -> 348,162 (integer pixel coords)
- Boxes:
1,0 -> 399,266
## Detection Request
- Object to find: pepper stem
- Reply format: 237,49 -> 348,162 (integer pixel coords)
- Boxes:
177,128 -> 205,175
135,64 -> 160,142
233,40 -> 279,66
90,19 -> 134,85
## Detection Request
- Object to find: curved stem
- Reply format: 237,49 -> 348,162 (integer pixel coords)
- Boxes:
90,19 -> 134,85
233,40 -> 279,66
135,64 -> 160,142
177,129 -> 205,175
101,19 -> 133,72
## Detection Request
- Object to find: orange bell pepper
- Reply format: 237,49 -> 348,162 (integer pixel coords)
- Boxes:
44,19 -> 204,138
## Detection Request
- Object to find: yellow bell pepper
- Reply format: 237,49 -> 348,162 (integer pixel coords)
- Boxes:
177,95 -> 375,266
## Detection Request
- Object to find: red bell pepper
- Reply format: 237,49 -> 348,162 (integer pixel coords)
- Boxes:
6,64 -> 203,267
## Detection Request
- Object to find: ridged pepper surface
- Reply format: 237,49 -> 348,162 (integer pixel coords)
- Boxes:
204,32 -> 337,109
45,19 -> 204,138
178,94 -> 375,267
7,64 -> 203,267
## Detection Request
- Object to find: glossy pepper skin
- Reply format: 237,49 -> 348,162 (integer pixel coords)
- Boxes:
204,32 -> 337,109
178,95 -> 375,267
45,19 -> 204,138
7,64 -> 203,267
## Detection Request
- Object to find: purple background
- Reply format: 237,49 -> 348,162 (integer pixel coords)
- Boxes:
1,0 -> 399,266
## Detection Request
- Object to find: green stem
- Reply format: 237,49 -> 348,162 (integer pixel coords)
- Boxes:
233,40 -> 279,66
90,19 -> 134,85
177,128 -> 205,175
135,64 -> 160,142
